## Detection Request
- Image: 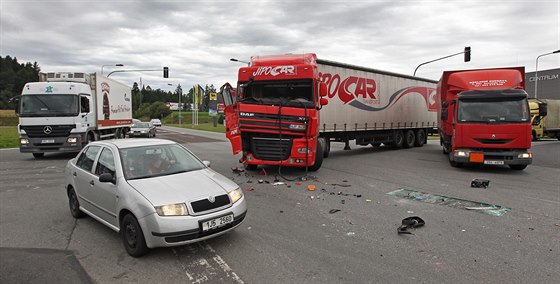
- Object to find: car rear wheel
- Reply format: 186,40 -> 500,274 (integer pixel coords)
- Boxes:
68,188 -> 84,218
121,214 -> 149,257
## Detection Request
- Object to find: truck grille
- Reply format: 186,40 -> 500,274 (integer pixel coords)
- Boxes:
21,125 -> 75,138
239,113 -> 307,135
251,137 -> 292,161
190,194 -> 230,213
475,139 -> 513,144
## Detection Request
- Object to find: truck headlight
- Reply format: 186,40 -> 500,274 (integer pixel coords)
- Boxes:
67,137 -> 78,143
518,153 -> 532,159
228,188 -> 243,204
455,150 -> 468,157
289,124 -> 306,130
20,138 -> 29,145
155,203 -> 188,216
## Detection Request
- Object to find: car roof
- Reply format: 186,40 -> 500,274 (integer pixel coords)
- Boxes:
89,138 -> 176,149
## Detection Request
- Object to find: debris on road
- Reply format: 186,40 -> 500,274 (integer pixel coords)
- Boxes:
471,178 -> 490,188
231,167 -> 245,174
308,184 -> 316,191
397,216 -> 425,235
329,209 -> 341,214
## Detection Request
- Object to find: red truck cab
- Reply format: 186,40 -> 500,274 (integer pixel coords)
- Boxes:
437,67 -> 532,170
220,54 -> 328,171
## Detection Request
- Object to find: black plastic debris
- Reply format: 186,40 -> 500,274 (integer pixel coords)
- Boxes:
397,216 -> 425,234
329,209 -> 341,214
471,179 -> 490,188
332,183 -> 351,187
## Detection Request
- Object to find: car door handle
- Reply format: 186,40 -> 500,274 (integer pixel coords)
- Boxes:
73,172 -> 77,177
89,180 -> 94,186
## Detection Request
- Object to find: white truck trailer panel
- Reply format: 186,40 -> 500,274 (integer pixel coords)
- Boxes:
543,99 -> 560,130
317,62 -> 437,132
93,74 -> 132,129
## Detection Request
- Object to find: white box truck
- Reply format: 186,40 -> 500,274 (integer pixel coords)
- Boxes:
16,72 -> 132,158
221,53 -> 438,171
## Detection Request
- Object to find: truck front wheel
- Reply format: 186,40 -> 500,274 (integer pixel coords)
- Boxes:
509,165 -> 527,170
308,141 -> 323,171
33,153 -> 44,159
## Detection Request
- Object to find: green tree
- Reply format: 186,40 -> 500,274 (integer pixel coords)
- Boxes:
0,56 -> 40,109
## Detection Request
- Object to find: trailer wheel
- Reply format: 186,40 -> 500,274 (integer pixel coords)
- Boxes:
414,129 -> 426,147
309,141 -> 323,171
391,130 -> 404,149
404,130 -> 415,148
87,132 -> 96,144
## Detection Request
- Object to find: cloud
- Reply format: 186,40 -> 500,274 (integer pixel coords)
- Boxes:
1,0 -> 558,91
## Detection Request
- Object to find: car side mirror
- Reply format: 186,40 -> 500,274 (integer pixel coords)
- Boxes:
99,173 -> 116,184
203,161 -> 211,167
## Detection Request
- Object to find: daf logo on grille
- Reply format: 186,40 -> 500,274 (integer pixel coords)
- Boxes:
208,196 -> 215,203
43,126 -> 53,135
492,134 -> 496,139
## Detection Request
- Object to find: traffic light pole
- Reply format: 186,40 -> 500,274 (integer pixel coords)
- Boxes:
413,47 -> 470,76
107,67 -> 169,78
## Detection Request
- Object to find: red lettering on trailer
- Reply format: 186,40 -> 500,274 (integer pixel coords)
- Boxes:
320,72 -> 377,103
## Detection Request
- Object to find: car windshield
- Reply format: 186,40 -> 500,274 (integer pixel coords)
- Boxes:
120,144 -> 206,180
239,79 -> 314,108
133,122 -> 150,128
458,97 -> 530,123
19,94 -> 79,117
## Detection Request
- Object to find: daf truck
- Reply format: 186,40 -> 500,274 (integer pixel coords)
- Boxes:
16,72 -> 132,158
437,67 -> 532,170
221,53 -> 438,171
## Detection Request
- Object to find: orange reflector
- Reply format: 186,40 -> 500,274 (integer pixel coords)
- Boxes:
470,153 -> 484,163
307,184 -> 316,191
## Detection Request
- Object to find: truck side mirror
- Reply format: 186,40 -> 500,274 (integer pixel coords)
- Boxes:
441,109 -> 448,121
11,96 -> 20,114
319,82 -> 328,97
320,97 -> 329,106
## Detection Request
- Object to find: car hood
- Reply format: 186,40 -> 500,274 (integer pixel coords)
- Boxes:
127,168 -> 238,206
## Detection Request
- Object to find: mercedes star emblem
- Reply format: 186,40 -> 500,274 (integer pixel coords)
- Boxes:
43,126 -> 53,135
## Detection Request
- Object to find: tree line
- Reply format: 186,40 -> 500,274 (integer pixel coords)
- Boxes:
0,55 -> 218,119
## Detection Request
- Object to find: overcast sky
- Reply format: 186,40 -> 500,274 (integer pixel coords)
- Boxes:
1,0 -> 558,92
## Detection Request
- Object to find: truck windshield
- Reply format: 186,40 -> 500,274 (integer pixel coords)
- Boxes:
458,97 -> 529,123
19,94 -> 79,117
239,80 -> 314,108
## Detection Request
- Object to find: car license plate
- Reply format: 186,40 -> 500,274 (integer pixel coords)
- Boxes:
202,214 -> 234,232
41,139 -> 55,144
484,160 -> 504,165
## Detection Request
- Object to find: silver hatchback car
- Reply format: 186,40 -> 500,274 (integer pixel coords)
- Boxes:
65,138 -> 247,257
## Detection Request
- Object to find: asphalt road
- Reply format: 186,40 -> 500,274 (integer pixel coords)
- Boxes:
1,126 -> 559,283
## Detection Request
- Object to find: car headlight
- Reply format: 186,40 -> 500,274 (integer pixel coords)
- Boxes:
228,188 -> 243,204
155,203 -> 188,216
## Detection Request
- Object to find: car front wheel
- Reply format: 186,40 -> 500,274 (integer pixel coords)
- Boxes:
121,214 -> 149,257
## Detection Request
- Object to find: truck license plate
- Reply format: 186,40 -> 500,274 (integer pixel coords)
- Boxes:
484,160 -> 504,165
41,139 -> 55,144
201,214 -> 233,232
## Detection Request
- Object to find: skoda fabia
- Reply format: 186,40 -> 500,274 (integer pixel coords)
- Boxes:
64,138 -> 247,257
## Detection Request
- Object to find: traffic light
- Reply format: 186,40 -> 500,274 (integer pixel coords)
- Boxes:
464,47 -> 471,62
163,67 -> 169,78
